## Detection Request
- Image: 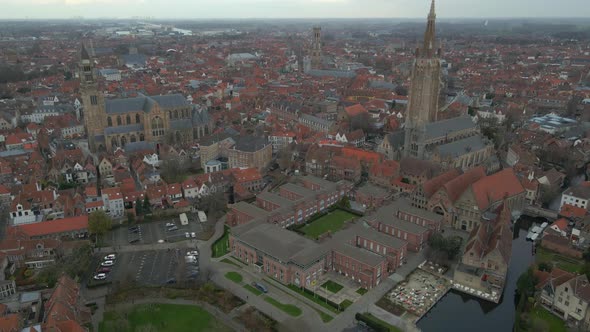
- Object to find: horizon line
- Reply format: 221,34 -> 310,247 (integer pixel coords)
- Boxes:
1,16 -> 590,21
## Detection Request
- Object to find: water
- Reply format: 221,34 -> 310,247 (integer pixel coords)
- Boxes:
416,217 -> 541,332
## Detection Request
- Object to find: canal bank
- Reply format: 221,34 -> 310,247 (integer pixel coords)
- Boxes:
417,224 -> 536,332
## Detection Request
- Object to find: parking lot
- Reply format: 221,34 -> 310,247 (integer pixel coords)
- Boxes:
91,248 -> 200,286
103,215 -> 214,247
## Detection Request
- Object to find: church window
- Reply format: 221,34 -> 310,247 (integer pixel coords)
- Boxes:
90,95 -> 98,105
126,115 -> 131,125
107,117 -> 112,127
83,66 -> 91,72
140,133 -> 145,141
151,116 -> 165,137
174,110 -> 179,119
116,116 -> 122,126
130,134 -> 136,143
135,114 -> 141,123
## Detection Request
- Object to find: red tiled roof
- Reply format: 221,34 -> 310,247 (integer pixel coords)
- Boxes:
444,166 -> 486,202
0,313 -> 19,332
473,168 -> 525,211
423,168 -> 462,199
344,104 -> 368,117
560,204 -> 587,219
14,216 -> 88,238
551,218 -> 569,231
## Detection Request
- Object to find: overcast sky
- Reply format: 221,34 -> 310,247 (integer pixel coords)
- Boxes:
1,0 -> 589,19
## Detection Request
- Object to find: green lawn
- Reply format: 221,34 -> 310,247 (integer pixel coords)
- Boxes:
301,210 -> 356,239
264,296 -> 302,317
313,308 -> 334,323
224,272 -> 243,284
321,280 -> 344,293
528,306 -> 567,332
99,303 -> 230,332
535,247 -> 584,273
244,284 -> 263,296
356,312 -> 403,332
212,226 -> 230,258
356,288 -> 368,295
340,299 -> 353,310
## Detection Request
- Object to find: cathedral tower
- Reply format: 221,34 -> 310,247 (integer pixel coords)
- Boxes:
403,0 -> 442,158
79,45 -> 106,152
310,26 -> 322,70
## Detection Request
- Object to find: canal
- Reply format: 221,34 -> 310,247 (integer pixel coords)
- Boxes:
417,217 -> 542,332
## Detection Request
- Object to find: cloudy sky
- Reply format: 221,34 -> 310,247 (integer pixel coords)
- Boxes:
1,0 -> 589,19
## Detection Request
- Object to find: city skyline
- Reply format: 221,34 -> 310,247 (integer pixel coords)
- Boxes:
1,0 -> 590,19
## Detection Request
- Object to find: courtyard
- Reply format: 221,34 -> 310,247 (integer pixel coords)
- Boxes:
300,209 -> 357,239
378,269 -> 450,322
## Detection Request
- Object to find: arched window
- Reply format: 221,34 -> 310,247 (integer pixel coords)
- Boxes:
130,134 -> 137,143
120,135 -> 127,146
111,137 -> 118,148
151,116 -> 165,137
140,133 -> 145,141
136,114 -> 141,123
107,117 -> 113,127
126,114 -> 131,125
174,110 -> 179,119
117,116 -> 122,126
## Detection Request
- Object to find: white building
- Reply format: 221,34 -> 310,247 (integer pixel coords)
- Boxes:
560,182 -> 590,210
101,188 -> 124,218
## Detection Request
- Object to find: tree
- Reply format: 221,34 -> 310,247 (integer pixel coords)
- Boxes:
143,195 -> 151,214
88,211 -> 112,237
394,85 -> 408,96
135,198 -> 143,216
126,212 -> 135,225
517,267 -> 537,298
538,262 -> 552,272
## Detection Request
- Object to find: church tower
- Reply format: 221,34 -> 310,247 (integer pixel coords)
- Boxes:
310,26 -> 322,70
403,0 -> 442,158
79,45 -> 106,152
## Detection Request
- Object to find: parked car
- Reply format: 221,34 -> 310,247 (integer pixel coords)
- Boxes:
186,251 -> 199,257
101,260 -> 114,267
128,238 -> 140,244
97,267 -> 111,273
93,273 -> 107,280
128,225 -> 139,232
165,222 -> 175,227
104,254 -> 116,260
190,232 -> 196,238
252,282 -> 268,293
165,278 -> 176,284
185,232 -> 190,238
167,226 -> 178,231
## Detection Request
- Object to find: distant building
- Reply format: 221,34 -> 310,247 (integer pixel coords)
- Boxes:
79,46 -> 212,153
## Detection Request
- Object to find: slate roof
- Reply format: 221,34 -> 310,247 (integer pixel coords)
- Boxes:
104,124 -> 143,135
234,136 -> 269,152
170,119 -> 193,130
437,135 -> 488,158
105,94 -> 188,115
385,130 -> 405,148
424,115 -> 475,140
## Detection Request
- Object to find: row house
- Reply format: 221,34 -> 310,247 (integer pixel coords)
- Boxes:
269,131 -> 296,154
7,215 -> 89,240
334,129 -> 366,147
536,268 -> 590,329
298,113 -> 335,133
101,187 -> 124,219
353,231 -> 407,274
330,243 -> 388,289
0,238 -> 62,269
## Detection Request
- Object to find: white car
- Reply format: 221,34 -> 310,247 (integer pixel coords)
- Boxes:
185,232 -> 190,238
165,222 -> 175,227
157,239 -> 165,244
93,273 -> 107,280
190,232 -> 196,238
186,250 -> 199,257
101,260 -> 114,267
104,254 -> 116,261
